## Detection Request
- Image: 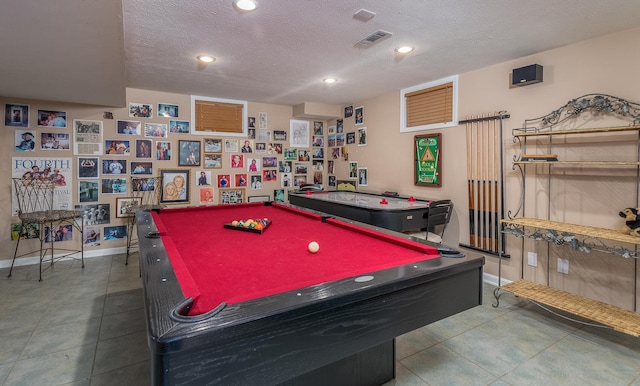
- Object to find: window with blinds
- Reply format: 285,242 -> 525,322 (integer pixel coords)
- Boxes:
190,95 -> 247,136
400,75 -> 458,133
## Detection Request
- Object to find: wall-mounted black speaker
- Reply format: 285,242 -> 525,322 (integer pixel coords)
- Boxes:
512,64 -> 543,87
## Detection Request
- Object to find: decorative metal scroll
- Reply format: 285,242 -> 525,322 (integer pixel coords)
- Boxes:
503,223 -> 639,259
525,93 -> 640,129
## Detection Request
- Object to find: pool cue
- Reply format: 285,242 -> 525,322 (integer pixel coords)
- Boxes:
489,113 -> 497,251
493,112 -> 500,252
477,115 -> 484,250
466,118 -> 475,246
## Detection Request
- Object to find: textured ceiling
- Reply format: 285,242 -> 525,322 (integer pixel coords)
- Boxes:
3,0 -> 640,108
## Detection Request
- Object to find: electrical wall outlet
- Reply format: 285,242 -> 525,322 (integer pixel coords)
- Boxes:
557,258 -> 569,274
527,252 -> 538,267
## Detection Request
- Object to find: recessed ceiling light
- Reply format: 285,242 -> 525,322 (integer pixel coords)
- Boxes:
323,78 -> 338,84
197,55 -> 216,63
395,46 -> 414,54
234,0 -> 257,11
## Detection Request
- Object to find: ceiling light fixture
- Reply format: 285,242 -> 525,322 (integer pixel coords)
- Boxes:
234,0 -> 257,11
395,46 -> 414,54
197,55 -> 216,63
323,78 -> 337,84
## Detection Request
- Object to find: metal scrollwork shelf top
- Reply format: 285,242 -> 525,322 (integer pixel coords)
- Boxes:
526,93 -> 640,129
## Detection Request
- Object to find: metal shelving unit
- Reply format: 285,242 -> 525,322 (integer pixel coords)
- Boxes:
494,94 -> 640,337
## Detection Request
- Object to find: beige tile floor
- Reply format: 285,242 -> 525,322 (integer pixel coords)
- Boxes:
1,253 -> 639,386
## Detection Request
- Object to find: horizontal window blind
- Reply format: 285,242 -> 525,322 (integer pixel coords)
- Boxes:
405,82 -> 453,127
194,100 -> 243,133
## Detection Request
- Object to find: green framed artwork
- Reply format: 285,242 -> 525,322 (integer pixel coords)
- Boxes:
414,133 -> 441,187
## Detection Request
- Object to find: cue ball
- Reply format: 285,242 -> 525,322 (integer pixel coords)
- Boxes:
308,241 -> 319,253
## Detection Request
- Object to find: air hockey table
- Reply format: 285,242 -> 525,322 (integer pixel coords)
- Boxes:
288,190 -> 433,232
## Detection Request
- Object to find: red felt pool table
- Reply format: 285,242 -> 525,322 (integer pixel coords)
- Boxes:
136,202 -> 484,385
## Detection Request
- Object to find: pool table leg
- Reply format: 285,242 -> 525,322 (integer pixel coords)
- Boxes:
279,339 -> 395,386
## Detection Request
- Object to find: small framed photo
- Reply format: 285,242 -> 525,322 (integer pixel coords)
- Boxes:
346,132 -> 356,145
129,103 -> 153,118
235,173 -> 248,187
281,172 -> 292,188
78,157 -> 99,179
204,154 -> 222,169
156,141 -> 172,160
105,139 -> 131,155
248,195 -> 270,203
40,133 -> 71,150
257,130 -> 271,141
78,180 -> 100,203
284,148 -> 297,161
5,103 -> 29,127
116,197 -> 142,218
144,123 -> 168,138
104,225 -> 127,240
259,112 -> 267,129
357,127 -> 367,146
75,203 -> 111,225
349,161 -> 358,179
37,110 -> 67,128
255,142 -> 266,154
15,130 -> 36,151
158,103 -> 179,118
224,139 -> 239,152
314,121 -> 323,135
102,159 -> 127,175
337,119 -> 344,133
217,174 -> 231,188
231,154 -> 244,168
355,106 -> 364,125
274,189 -> 286,202
273,130 -> 287,141
204,138 -> 222,153
336,133 -> 345,147
247,158 -> 260,172
178,140 -> 201,166
199,187 -> 214,204
219,188 -> 245,204
135,139 -> 152,158
197,170 -> 212,186
358,167 -> 368,186
116,120 -> 141,135
131,161 -> 153,175
101,178 -> 127,194
344,105 -> 353,118
250,175 -> 263,190
159,169 -> 190,204
169,120 -> 189,133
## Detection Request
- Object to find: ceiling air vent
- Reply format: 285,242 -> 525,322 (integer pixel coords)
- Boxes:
355,30 -> 393,47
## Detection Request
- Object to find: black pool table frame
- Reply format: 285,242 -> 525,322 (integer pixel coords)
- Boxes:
136,208 -> 484,386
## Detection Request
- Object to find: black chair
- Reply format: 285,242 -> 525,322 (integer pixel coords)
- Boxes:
10,177 -> 84,281
299,184 -> 323,192
125,176 -> 163,264
424,200 -> 454,243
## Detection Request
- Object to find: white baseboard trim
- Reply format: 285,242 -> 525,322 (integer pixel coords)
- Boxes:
483,272 -> 511,287
0,247 -> 129,269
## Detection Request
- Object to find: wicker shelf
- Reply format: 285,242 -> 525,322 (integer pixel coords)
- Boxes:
513,125 -> 640,137
501,280 -> 640,337
501,217 -> 640,246
514,160 -> 640,166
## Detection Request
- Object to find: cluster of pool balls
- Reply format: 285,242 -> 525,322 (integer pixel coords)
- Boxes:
230,218 -> 270,230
